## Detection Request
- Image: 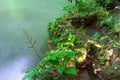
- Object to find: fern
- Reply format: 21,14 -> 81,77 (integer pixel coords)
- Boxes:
22,68 -> 39,80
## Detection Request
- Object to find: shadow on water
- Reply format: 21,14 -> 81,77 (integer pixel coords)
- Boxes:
0,0 -> 67,80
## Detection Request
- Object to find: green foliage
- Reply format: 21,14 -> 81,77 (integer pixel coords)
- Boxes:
66,0 -> 97,17
44,49 -> 76,65
64,67 -> 77,75
22,68 -> 39,80
99,16 -> 115,29
23,0 -> 120,80
98,54 -> 108,65
96,0 -> 115,7
57,34 -> 76,48
57,66 -> 77,75
57,66 -> 65,74
93,32 -> 100,40
23,47 -> 77,79
93,32 -> 108,42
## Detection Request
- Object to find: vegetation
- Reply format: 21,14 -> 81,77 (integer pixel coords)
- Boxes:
23,0 -> 120,80
23,29 -> 42,60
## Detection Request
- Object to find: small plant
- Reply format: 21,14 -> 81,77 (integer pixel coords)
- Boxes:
23,29 -> 42,60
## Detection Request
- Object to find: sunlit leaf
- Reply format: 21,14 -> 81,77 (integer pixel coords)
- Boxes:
79,48 -> 87,54
77,54 -> 86,63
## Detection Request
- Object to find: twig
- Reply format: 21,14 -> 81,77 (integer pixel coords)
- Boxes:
23,29 -> 42,60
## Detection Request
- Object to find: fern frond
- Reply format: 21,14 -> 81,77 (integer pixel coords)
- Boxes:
22,68 -> 39,80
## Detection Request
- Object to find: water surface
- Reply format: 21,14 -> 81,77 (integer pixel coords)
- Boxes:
0,0 -> 67,80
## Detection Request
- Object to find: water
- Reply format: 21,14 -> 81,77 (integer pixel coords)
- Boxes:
0,0 -> 67,80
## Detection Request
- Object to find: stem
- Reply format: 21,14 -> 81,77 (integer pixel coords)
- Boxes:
29,39 -> 42,60
23,29 -> 42,60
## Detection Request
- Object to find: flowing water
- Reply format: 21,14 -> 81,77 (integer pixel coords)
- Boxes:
0,0 -> 67,80
1,1 -> 120,80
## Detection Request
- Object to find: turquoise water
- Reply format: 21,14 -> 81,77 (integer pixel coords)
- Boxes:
0,0 -> 67,80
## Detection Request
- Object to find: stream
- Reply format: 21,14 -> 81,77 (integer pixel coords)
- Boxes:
0,0 -> 67,80
0,1 -> 120,80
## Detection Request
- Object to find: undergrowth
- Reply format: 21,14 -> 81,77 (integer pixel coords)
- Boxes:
22,0 -> 120,80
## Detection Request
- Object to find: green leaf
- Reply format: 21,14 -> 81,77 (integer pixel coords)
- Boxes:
82,0 -> 87,4
64,57 -> 71,63
50,37 -> 60,45
43,50 -> 60,61
67,50 -> 76,55
48,60 -> 59,65
51,50 -> 60,58
65,67 -> 77,75
57,42 -> 64,48
67,50 -> 76,58
57,66 -> 65,74
99,36 -> 107,41
64,42 -> 72,46
93,32 -> 100,40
